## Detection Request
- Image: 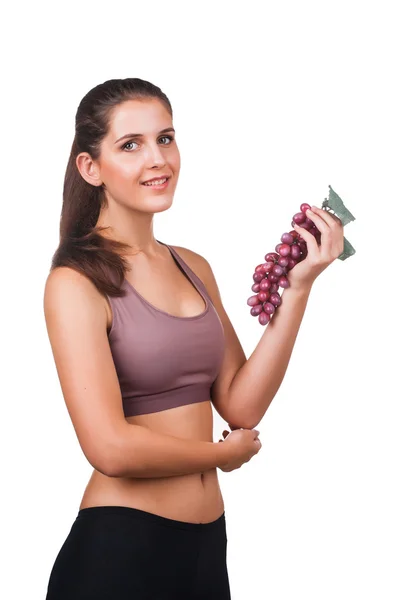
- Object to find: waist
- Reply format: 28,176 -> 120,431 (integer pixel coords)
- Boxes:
80,468 -> 224,523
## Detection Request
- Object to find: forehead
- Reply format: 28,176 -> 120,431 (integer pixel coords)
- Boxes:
108,99 -> 171,136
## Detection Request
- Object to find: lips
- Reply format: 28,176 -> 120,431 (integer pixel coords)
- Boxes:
141,175 -> 171,184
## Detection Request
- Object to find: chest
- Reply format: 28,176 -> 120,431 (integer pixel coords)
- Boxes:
125,259 -> 207,318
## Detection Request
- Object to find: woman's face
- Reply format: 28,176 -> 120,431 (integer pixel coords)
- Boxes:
96,98 -> 180,211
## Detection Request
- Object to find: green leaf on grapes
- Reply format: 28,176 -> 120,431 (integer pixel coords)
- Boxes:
322,185 -> 356,226
322,185 -> 356,260
337,236 -> 356,261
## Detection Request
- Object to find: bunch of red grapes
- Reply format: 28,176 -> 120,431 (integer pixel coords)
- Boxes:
247,202 -> 322,326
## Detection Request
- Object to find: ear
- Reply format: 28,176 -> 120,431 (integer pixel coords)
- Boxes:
75,152 -> 103,187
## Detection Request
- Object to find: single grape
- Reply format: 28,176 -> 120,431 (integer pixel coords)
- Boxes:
291,244 -> 301,259
251,282 -> 261,293
247,295 -> 261,307
272,264 -> 284,276
278,244 -> 291,257
268,273 -> 279,283
255,263 -> 265,273
269,292 -> 282,307
278,276 -> 290,288
253,271 -> 264,283
257,291 -> 269,302
281,232 -> 294,245
265,252 -> 279,262
300,203 -> 311,213
263,302 -> 276,315
269,283 -> 279,293
251,305 -> 263,316
287,258 -> 297,270
293,212 -> 306,224
278,256 -> 289,267
259,278 -> 271,291
258,311 -> 270,326
263,261 -> 275,272
275,243 -> 282,253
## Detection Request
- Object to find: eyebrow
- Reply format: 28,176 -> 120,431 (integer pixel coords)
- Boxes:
114,127 -> 176,144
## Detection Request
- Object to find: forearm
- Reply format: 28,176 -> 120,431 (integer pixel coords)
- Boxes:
108,423 -> 230,478
228,284 -> 313,429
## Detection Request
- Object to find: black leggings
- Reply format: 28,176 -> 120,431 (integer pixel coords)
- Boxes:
45,505 -> 231,599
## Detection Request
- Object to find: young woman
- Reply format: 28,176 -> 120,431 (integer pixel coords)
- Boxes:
44,78 -> 343,599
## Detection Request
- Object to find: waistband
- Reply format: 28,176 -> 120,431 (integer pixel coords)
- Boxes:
76,505 -> 226,532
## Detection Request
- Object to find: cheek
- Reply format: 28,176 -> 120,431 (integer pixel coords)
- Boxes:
105,156 -> 142,184
171,149 -> 181,172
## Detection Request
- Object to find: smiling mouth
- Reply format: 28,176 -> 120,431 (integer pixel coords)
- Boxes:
141,176 -> 171,187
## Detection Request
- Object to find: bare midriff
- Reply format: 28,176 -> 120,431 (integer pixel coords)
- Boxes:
79,399 -> 225,524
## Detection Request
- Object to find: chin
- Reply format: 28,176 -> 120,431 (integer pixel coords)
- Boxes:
144,196 -> 174,213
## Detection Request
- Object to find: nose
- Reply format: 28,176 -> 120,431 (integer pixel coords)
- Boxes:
144,142 -> 166,168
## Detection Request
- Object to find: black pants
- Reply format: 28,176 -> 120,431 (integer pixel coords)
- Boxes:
45,505 -> 231,599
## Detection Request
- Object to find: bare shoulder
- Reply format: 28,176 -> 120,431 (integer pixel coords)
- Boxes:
45,265 -> 102,294
169,245 -> 211,280
44,266 -> 108,321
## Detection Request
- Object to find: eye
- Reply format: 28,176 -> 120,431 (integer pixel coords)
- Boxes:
122,135 -> 175,152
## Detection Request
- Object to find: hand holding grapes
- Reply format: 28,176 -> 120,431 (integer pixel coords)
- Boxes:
247,188 -> 355,325
289,205 -> 345,291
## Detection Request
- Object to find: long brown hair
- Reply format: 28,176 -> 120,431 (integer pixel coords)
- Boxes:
50,77 -> 173,297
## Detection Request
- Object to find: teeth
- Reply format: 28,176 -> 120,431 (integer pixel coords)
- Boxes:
143,178 -> 167,186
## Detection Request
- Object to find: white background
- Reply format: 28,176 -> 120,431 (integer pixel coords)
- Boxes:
2,1 -> 399,598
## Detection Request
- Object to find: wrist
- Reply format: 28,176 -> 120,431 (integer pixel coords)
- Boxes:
284,281 -> 313,296
214,440 -> 232,468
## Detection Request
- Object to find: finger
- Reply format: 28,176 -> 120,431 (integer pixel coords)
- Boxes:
309,206 -> 343,229
305,208 -> 332,235
293,223 -> 319,253
308,207 -> 344,260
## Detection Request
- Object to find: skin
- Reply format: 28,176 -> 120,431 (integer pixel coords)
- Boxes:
76,98 -> 181,263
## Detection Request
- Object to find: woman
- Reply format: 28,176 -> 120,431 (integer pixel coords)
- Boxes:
44,77 -> 343,599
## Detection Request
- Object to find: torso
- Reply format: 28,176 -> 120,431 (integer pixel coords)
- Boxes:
79,243 -> 225,524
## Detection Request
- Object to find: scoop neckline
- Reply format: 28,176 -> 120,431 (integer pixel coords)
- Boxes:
123,240 -> 210,321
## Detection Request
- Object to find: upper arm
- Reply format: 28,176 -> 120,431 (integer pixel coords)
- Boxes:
174,247 -> 247,427
43,267 -> 126,476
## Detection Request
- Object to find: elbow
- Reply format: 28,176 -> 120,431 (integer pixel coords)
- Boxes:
228,416 -> 260,431
85,439 -> 124,478
228,410 -> 264,431
96,457 -> 120,478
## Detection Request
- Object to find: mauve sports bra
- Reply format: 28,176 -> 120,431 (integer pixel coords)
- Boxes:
106,240 -> 226,417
